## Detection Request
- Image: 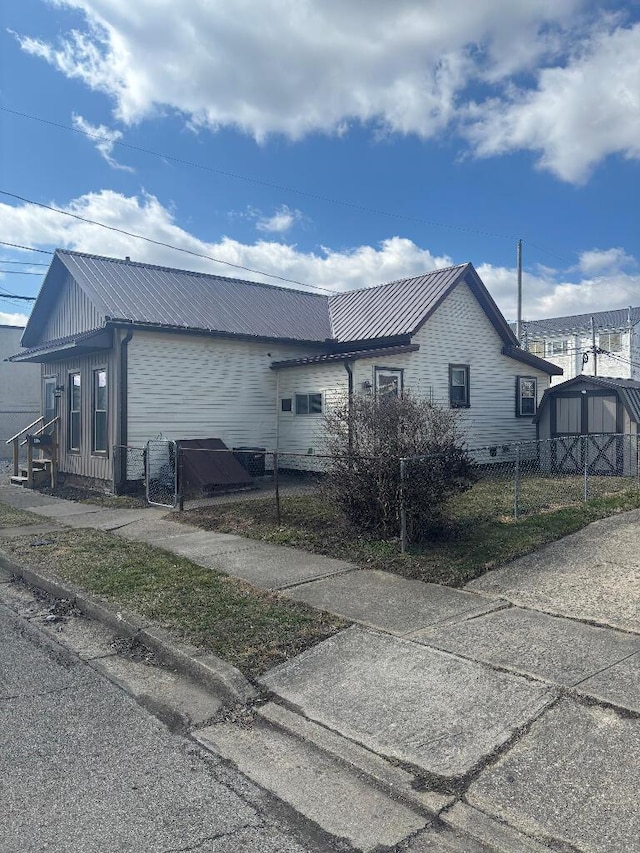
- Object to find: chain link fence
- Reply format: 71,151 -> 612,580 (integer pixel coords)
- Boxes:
399,433 -> 640,548
113,435 -> 640,545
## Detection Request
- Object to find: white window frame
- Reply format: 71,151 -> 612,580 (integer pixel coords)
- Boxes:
92,368 -> 108,455
599,332 -> 622,353
295,392 -> 323,415
449,364 -> 470,408
374,367 -> 403,398
69,372 -> 81,452
516,376 -> 537,417
547,339 -> 568,356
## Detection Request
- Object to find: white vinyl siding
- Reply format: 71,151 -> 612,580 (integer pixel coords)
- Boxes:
126,332 -> 318,450
353,282 -> 549,447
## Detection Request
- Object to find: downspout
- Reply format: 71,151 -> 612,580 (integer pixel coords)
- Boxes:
275,367 -> 281,451
343,360 -> 354,457
117,328 -> 134,491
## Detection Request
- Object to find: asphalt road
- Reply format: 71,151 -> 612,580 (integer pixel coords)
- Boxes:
0,602 -> 337,853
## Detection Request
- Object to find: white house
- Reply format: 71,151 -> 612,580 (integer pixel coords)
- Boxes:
8,250 -> 561,490
520,307 -> 640,385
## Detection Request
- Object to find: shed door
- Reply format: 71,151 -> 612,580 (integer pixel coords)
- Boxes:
586,395 -> 620,474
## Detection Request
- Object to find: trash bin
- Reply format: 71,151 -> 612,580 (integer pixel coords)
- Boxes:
233,447 -> 266,477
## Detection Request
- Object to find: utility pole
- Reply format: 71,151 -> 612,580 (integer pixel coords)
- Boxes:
590,316 -> 597,376
516,239 -> 522,345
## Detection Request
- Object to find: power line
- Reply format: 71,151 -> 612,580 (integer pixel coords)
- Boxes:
0,190 -> 333,294
0,269 -> 44,275
0,260 -> 48,266
0,293 -> 36,300
2,105 -> 568,251
0,241 -> 53,254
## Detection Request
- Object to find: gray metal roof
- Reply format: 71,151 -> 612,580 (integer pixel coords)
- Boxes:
22,253 -> 560,381
519,306 -> 640,337
271,343 -> 420,369
328,264 -> 469,341
49,251 -> 332,342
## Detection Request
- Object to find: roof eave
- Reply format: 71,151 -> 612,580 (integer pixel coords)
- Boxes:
105,319 -> 329,347
271,343 -> 420,370
502,345 -> 564,375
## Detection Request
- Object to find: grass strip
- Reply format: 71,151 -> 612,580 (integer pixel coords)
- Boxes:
0,502 -> 42,528
176,486 -> 640,587
0,525 -> 346,678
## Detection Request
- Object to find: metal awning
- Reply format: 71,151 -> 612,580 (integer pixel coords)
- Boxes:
8,328 -> 113,363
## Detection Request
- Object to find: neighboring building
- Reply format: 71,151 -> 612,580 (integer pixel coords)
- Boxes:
534,375 -> 640,475
519,307 -> 640,385
8,250 -> 561,489
0,325 -> 40,459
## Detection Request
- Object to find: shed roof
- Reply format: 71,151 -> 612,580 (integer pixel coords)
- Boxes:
534,374 -> 640,423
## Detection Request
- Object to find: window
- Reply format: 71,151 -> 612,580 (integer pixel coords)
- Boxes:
599,332 -> 622,352
449,364 -> 470,408
43,377 -> 56,427
547,339 -> 568,356
69,373 -> 81,451
517,376 -> 537,417
281,398 -> 292,412
92,369 -> 107,453
375,367 -> 403,398
529,339 -> 545,357
295,392 -> 322,415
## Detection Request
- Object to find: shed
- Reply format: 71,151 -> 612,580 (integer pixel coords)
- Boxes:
534,375 -> 640,475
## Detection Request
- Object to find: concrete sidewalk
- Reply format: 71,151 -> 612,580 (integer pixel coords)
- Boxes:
1,484 -> 639,852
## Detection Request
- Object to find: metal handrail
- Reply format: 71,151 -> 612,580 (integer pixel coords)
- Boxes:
5,416 -> 44,445
19,415 -> 59,446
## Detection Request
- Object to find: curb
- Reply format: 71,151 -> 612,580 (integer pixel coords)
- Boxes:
0,550 -> 258,706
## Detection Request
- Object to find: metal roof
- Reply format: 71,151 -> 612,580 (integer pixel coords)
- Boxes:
328,264 -> 469,341
20,253 -> 562,383
535,374 -> 640,423
52,251 -> 333,342
519,306 -> 640,337
271,343 -> 420,369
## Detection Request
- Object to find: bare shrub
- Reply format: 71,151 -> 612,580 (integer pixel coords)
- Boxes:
322,392 -> 475,541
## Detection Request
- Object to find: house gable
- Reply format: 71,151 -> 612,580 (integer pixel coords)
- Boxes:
22,254 -> 106,348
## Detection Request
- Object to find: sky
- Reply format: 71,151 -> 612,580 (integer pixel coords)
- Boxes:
1,0 -> 639,329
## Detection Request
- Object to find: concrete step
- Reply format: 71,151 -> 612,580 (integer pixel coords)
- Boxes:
9,476 -> 29,486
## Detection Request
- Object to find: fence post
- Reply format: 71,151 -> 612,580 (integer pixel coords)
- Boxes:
400,457 -> 407,553
513,445 -> 520,519
583,434 -> 588,502
177,444 -> 184,511
273,451 -> 281,525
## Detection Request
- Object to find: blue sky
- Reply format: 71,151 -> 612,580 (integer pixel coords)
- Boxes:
1,0 -> 639,328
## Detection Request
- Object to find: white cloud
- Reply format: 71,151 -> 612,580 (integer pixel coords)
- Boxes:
0,310 -> 30,326
465,20 -> 640,183
0,189 -> 637,320
256,205 -> 303,234
578,247 -> 636,276
479,261 -> 640,322
22,0 -> 640,185
72,113 -> 134,171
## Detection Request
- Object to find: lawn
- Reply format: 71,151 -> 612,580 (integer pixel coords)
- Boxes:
0,520 -> 346,678
0,502 -> 43,528
176,475 -> 640,587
